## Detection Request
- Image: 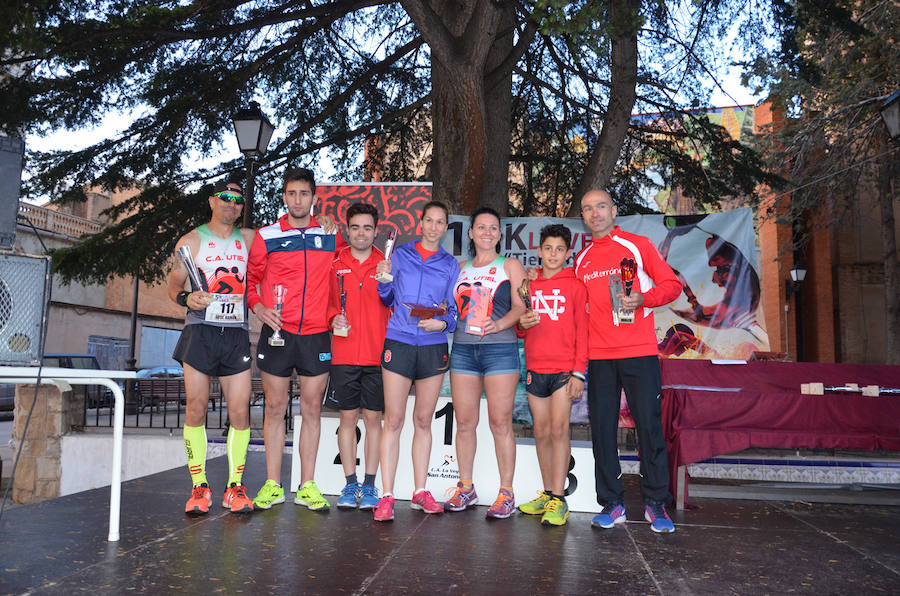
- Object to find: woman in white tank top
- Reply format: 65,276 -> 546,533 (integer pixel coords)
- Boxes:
444,207 -> 527,518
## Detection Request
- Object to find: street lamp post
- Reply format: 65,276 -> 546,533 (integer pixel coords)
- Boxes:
879,89 -> 900,141
785,262 -> 808,361
232,101 -> 275,228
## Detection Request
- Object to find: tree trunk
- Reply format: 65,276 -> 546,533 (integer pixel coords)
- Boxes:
479,2 -> 515,216
402,0 -> 504,215
567,0 -> 640,215
879,146 -> 899,364
431,58 -> 487,214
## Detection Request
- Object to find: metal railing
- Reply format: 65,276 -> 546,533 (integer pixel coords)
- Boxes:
79,378 -> 300,431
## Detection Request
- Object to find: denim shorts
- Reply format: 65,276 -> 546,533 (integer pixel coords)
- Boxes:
450,342 -> 520,376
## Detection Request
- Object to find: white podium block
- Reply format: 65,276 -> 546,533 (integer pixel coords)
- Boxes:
290,396 -> 612,512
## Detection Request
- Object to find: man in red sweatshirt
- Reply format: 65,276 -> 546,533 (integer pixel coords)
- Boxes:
574,189 -> 682,533
327,202 -> 390,511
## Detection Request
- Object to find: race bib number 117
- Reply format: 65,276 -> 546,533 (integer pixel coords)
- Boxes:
205,293 -> 244,323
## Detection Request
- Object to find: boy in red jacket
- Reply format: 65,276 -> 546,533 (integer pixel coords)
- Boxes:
516,224 -> 588,526
327,203 -> 391,510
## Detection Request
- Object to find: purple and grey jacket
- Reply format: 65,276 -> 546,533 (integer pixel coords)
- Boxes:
378,241 -> 459,346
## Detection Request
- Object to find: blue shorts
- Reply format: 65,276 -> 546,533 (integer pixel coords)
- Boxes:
450,342 -> 520,376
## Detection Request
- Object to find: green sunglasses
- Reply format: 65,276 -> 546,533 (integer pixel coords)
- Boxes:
214,191 -> 245,205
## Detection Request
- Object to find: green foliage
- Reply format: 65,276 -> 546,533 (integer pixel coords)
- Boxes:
745,0 -> 899,242
3,0 -> 785,284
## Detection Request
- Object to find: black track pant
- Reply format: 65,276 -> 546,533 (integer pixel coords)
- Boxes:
587,356 -> 672,506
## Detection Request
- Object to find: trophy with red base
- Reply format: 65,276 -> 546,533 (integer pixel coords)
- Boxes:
268,284 -> 287,346
333,273 -> 349,337
375,230 -> 397,283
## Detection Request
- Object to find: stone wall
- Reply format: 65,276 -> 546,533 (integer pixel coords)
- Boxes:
11,383 -> 83,503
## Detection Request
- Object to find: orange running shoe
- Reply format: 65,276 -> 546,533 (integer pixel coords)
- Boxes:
223,483 -> 254,513
185,483 -> 212,515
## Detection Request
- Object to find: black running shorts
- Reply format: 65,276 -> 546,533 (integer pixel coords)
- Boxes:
328,364 -> 384,411
526,370 -> 571,398
256,327 -> 331,377
381,338 -> 449,381
172,324 -> 252,377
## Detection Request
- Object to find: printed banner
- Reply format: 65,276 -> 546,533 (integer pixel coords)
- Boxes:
443,210 -> 769,361
316,184 -> 769,424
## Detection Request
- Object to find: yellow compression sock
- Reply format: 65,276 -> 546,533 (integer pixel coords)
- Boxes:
227,426 -> 251,486
184,425 -> 208,486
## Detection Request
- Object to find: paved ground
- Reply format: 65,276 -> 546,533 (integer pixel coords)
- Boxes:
1,452 -> 898,595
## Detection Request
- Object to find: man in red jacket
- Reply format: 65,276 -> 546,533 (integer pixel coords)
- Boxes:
327,203 -> 390,511
247,167 -> 346,512
574,189 -> 682,533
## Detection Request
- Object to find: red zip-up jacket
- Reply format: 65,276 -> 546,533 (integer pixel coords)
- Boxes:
516,267 -> 589,375
327,246 -> 390,366
247,214 -> 347,335
574,226 -> 681,359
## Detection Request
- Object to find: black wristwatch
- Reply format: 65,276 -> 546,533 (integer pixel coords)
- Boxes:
176,290 -> 191,307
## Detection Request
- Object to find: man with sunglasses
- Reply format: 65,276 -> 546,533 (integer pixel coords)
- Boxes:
167,180 -> 257,515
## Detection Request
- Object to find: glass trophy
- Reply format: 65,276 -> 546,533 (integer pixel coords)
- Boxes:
268,284 -> 287,346
464,285 -> 492,335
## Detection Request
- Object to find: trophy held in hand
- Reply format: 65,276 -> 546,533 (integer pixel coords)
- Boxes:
268,284 -> 287,346
517,278 -> 532,313
609,257 -> 637,325
178,245 -> 204,292
374,229 -> 397,283
334,273 -> 349,337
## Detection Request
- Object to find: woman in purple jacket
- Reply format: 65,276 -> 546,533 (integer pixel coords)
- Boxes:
372,200 -> 459,521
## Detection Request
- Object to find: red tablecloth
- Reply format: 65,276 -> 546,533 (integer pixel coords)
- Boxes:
658,360 -> 900,504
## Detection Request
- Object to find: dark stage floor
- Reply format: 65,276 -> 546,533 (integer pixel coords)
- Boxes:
1,452 -> 898,595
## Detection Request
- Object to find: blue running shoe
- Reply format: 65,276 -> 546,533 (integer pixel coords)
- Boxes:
591,503 -> 626,529
359,484 -> 380,510
644,501 -> 675,533
337,482 -> 361,509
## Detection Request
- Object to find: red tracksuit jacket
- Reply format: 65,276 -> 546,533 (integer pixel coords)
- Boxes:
327,246 -> 390,366
516,267 -> 589,375
247,214 -> 347,335
574,226 -> 681,360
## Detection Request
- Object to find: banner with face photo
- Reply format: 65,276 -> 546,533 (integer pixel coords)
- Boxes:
443,208 -> 768,361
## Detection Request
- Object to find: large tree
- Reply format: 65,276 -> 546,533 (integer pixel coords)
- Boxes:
1,0 -> 776,284
743,0 -> 899,362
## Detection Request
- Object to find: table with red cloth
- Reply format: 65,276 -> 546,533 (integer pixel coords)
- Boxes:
658,359 -> 900,508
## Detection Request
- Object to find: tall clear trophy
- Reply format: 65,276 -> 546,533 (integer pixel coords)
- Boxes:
609,257 -> 637,325
375,229 -> 397,283
333,273 -> 349,337
268,284 -> 287,346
